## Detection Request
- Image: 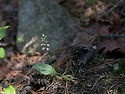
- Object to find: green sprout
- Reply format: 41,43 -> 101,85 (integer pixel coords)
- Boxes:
0,26 -> 10,58
0,47 -> 5,58
3,85 -> 16,94
62,75 -> 71,81
17,36 -> 24,43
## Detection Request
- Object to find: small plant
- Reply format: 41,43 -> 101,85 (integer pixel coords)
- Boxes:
2,85 -> 16,94
0,26 -> 10,58
17,36 -> 24,43
41,34 -> 51,62
33,34 -> 57,78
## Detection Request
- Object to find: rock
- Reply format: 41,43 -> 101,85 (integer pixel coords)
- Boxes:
17,0 -> 76,54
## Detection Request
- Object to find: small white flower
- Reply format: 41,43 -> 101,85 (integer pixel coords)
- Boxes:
42,47 -> 45,50
47,44 -> 49,47
46,48 -> 49,51
41,44 -> 44,46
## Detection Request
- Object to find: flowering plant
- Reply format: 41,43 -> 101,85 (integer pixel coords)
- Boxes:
33,34 -> 57,78
41,34 -> 51,63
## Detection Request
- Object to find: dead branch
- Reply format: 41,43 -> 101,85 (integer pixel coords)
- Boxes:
75,25 -> 125,38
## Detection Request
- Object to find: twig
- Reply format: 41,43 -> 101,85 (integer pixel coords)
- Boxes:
109,83 -> 117,90
91,76 -> 105,91
98,0 -> 124,19
0,42 -> 8,46
65,81 -> 69,94
22,36 -> 38,53
118,25 -> 125,34
45,79 -> 55,91
75,25 -> 125,38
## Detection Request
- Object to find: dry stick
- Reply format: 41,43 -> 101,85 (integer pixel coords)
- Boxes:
0,42 -> 7,46
91,76 -> 105,91
65,82 -> 69,94
119,26 -> 125,34
93,0 -> 100,47
75,25 -> 125,38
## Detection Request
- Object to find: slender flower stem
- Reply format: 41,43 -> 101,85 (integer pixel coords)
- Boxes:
92,0 -> 100,47
47,53 -> 52,64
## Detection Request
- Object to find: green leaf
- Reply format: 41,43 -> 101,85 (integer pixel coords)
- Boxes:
0,26 -> 10,40
62,75 -> 71,81
0,47 -> 5,58
85,0 -> 92,3
3,85 -> 16,94
17,37 -> 24,43
33,63 -> 57,77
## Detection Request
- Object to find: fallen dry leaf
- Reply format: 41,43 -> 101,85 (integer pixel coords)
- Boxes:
109,11 -> 121,34
0,64 -> 10,80
98,38 -> 125,54
77,11 -> 125,54
97,11 -> 125,54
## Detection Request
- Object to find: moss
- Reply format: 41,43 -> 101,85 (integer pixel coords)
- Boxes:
118,83 -> 125,94
118,59 -> 125,74
94,54 -> 104,59
110,59 -> 125,75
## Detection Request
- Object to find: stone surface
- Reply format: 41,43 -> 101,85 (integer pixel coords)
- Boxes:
17,0 -> 76,54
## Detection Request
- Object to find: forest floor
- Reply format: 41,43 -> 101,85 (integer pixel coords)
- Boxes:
0,0 -> 125,94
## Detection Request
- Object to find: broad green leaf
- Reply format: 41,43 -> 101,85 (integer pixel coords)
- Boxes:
62,75 -> 71,81
33,63 -> 57,77
0,26 -> 10,40
17,37 -> 24,43
85,0 -> 92,3
3,85 -> 16,94
0,47 -> 5,58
